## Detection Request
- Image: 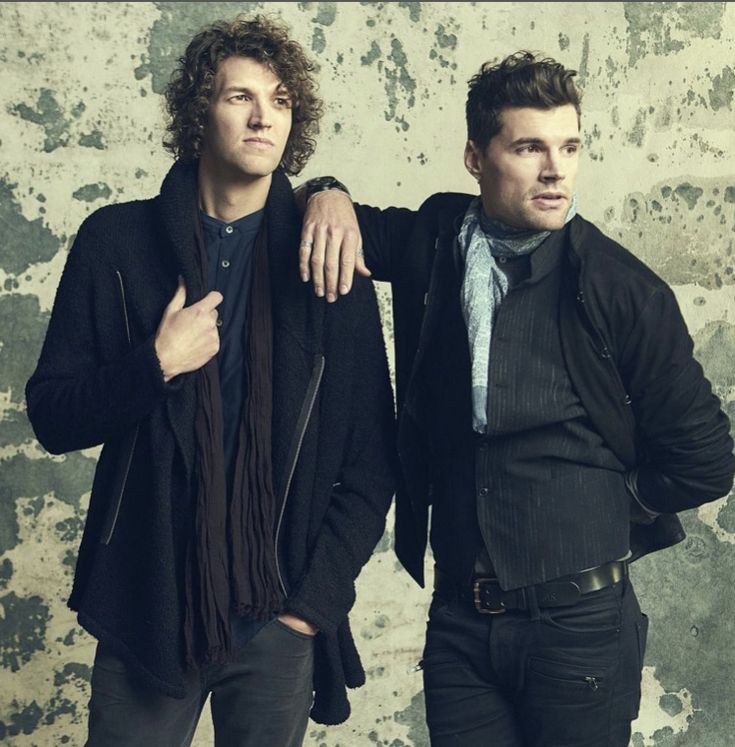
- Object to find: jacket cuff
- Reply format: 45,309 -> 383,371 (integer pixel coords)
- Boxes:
282,597 -> 338,636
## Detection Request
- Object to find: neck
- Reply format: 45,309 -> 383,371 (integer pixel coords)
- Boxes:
197,160 -> 272,222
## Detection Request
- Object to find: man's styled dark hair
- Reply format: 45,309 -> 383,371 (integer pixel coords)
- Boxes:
466,51 -> 581,150
164,15 -> 323,175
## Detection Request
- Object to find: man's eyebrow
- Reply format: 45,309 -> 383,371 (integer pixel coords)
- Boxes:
509,136 -> 582,147
221,85 -> 291,96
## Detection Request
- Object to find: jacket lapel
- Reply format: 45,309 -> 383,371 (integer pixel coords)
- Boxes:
265,169 -> 325,504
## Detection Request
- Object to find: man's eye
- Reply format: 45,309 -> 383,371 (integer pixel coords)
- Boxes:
275,97 -> 292,107
518,145 -> 539,154
231,94 -> 249,102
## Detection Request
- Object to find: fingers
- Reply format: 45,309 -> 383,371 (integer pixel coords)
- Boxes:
336,233 -> 356,297
355,239 -> 372,279
166,276 -> 187,313
309,224 -> 328,298
196,290 -> 224,312
323,230 -> 342,303
299,224 -> 316,282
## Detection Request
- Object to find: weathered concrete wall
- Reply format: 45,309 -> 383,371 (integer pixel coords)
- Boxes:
0,2 -> 733,745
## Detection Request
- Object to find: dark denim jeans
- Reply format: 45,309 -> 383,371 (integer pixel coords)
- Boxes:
422,578 -> 648,747
86,619 -> 314,747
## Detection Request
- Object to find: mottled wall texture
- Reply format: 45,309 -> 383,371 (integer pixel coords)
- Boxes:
0,2 -> 733,745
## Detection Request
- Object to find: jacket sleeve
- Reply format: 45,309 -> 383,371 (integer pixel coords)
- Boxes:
283,281 -> 397,634
354,203 -> 417,283
25,218 -> 172,454
621,285 -> 734,512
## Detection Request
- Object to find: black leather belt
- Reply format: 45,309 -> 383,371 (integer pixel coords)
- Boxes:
434,560 -> 628,615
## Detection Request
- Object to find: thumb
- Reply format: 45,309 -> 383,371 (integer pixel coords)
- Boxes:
167,276 -> 187,313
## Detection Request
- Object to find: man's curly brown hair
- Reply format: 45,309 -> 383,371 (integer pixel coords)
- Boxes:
164,15 -> 323,175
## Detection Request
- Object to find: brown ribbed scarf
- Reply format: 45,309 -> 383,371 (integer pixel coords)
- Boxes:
184,220 -> 282,667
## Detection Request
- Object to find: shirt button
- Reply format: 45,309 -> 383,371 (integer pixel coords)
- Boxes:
479,487 -> 489,497
216,318 -> 223,327
221,259 -> 230,269
225,225 -> 234,235
497,256 -> 507,264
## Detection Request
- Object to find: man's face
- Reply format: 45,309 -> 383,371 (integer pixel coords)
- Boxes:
200,55 -> 293,181
464,104 -> 580,231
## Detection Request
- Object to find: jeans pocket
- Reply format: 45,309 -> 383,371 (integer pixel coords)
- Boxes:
93,644 -> 129,675
273,618 -> 317,642
540,586 -> 623,635
528,656 -> 610,692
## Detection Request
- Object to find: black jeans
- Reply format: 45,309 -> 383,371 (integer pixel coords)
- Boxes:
86,619 -> 314,747
422,578 -> 648,747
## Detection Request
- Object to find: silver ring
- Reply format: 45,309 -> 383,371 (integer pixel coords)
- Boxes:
300,239 -> 313,248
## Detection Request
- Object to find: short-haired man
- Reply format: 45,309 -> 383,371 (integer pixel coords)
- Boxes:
26,16 -> 395,746
302,52 -> 734,746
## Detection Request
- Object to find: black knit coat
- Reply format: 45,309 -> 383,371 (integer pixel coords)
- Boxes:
26,161 -> 397,725
354,193 -> 734,586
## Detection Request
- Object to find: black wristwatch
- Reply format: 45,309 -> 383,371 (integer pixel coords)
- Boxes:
304,176 -> 350,202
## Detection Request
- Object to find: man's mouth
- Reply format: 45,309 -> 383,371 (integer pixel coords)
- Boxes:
532,192 -> 567,209
243,137 -> 274,148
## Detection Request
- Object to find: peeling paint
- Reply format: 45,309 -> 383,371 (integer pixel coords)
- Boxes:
2,452 -> 96,508
707,66 -> 735,111
11,89 -> 71,152
78,129 -> 106,150
0,559 -> 13,591
624,2 -> 726,66
143,2 -> 263,94
0,592 -> 50,672
0,700 -> 43,740
0,181 -> 63,276
72,182 -> 113,202
609,179 -> 735,289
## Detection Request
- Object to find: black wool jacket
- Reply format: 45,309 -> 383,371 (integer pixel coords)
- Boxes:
26,162 -> 397,725
355,193 -> 734,587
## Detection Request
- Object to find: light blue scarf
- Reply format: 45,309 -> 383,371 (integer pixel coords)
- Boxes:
457,196 -> 577,433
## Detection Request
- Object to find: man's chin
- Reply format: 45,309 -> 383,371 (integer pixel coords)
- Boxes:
526,212 -> 568,232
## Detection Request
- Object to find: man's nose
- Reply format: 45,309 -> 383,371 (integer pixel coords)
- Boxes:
540,152 -> 564,182
248,100 -> 272,129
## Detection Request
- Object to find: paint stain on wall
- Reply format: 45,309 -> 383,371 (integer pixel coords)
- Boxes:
11,89 -> 76,153
0,592 -> 50,672
72,183 -> 113,202
631,513 -> 735,745
138,2 -> 263,94
608,178 -> 734,289
624,2 -> 726,66
0,182 -> 63,276
707,65 -> 735,111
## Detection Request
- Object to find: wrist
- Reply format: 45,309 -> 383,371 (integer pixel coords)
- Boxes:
153,337 -> 177,383
304,176 -> 350,203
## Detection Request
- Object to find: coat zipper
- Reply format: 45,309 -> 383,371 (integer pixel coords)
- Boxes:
576,290 -> 632,406
273,354 -> 326,595
101,272 -> 140,545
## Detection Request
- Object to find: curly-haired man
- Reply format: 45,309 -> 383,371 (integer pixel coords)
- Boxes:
26,16 -> 396,746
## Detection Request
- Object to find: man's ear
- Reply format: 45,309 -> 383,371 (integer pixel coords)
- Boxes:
464,140 -> 482,182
